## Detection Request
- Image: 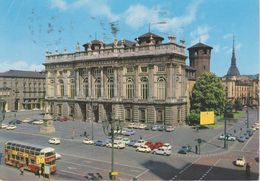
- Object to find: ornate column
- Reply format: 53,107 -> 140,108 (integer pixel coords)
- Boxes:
76,69 -> 80,97
64,70 -> 68,97
148,64 -> 154,100
101,68 -> 104,97
88,68 -> 92,97
134,65 -> 139,100
114,67 -> 118,97
167,63 -> 173,98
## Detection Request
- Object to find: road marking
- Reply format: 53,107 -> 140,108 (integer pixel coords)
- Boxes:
171,157 -> 201,180
67,166 -> 76,170
62,153 -> 145,170
135,169 -> 149,178
241,135 -> 254,152
198,159 -> 220,181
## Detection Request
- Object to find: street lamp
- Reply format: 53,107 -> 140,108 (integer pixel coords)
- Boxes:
101,109 -> 123,180
223,101 -> 233,149
0,98 -> 6,129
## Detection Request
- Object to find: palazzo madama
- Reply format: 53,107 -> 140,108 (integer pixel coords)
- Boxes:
44,32 -> 189,126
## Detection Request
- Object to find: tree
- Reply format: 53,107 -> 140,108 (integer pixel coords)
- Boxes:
191,72 -> 226,115
234,98 -> 243,112
186,110 -> 200,125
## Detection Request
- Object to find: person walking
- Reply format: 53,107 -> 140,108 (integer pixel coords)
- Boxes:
246,163 -> 251,178
20,166 -> 24,175
195,145 -> 198,154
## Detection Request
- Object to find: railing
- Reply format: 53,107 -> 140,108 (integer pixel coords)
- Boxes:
46,43 -> 185,63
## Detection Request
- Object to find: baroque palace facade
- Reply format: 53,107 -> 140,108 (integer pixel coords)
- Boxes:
44,32 -> 189,126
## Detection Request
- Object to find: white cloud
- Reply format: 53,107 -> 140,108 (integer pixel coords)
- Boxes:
0,61 -> 44,72
190,25 -> 211,45
50,0 -> 68,11
223,33 -> 233,39
124,0 -> 203,32
49,0 -> 118,21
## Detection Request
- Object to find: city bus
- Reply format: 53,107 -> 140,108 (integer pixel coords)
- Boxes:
4,141 -> 57,174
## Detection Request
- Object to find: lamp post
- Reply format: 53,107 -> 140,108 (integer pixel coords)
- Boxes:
102,108 -> 123,180
246,96 -> 251,129
0,98 -> 6,129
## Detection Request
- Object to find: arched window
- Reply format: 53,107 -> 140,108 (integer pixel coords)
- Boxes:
141,77 -> 149,100
83,78 -> 89,97
157,77 -> 166,100
70,79 -> 75,98
95,78 -> 101,98
126,78 -> 134,99
58,79 -> 64,97
108,78 -> 114,98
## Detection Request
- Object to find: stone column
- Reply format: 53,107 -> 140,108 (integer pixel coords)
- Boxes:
64,71 -> 68,97
101,68 -> 104,97
134,65 -> 139,99
148,64 -> 154,100
114,67 -> 118,97
173,65 -> 176,98
167,64 -> 173,98
88,69 -> 92,97
76,69 -> 80,97
54,71 -> 57,97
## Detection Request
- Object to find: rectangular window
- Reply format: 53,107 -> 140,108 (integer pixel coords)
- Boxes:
141,67 -> 147,72
127,67 -> 134,73
139,109 -> 146,123
158,65 -> 165,72
125,108 -> 132,121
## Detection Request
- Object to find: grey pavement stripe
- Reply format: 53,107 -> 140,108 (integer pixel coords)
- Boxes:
135,169 -> 150,178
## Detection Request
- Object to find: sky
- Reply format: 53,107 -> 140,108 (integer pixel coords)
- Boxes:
0,0 -> 259,76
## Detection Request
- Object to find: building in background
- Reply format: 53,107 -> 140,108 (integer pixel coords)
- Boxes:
0,70 -> 45,111
222,36 -> 259,106
44,32 -> 189,126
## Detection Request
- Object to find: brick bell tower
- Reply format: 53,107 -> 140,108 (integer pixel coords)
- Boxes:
188,42 -> 213,79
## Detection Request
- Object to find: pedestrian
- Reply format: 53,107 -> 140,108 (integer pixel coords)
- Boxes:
140,136 -> 142,140
234,129 -> 236,134
20,166 -> 24,175
246,163 -> 251,178
84,131 -> 87,137
38,168 -> 41,178
240,127 -> 242,132
195,145 -> 198,154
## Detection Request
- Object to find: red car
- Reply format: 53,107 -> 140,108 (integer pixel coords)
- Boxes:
145,141 -> 164,150
59,116 -> 72,122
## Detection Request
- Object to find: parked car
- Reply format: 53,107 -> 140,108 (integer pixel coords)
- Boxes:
127,123 -> 135,129
144,125 -> 152,130
48,138 -> 61,145
218,134 -> 236,141
161,143 -> 172,150
83,138 -> 94,145
178,145 -> 192,154
106,141 -> 125,149
145,141 -> 154,149
8,119 -> 21,125
133,140 -> 147,147
138,124 -> 147,129
152,147 -> 172,156
165,126 -> 175,132
158,125 -> 165,131
95,140 -> 108,146
235,157 -> 245,167
55,153 -> 61,159
237,136 -> 246,142
243,132 -> 250,139
153,142 -> 164,150
152,125 -> 160,131
121,128 -> 135,136
1,124 -> 8,129
121,138 -> 130,145
133,123 -> 141,129
32,119 -> 44,125
136,145 -> 151,153
59,116 -> 72,122
6,125 -> 17,130
22,118 -> 31,123
127,140 -> 137,147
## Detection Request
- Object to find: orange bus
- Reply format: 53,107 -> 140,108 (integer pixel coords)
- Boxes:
4,141 -> 57,174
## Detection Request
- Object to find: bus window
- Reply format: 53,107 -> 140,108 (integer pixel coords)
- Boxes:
25,146 -> 30,153
30,148 -> 36,155
30,158 -> 35,164
46,160 -> 55,165
12,154 -> 15,159
16,155 -> 20,161
45,152 -> 54,157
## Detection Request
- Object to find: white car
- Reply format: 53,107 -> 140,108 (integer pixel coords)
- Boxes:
138,124 -> 147,129
55,153 -> 61,159
136,145 -> 151,153
235,157 -> 245,167
32,120 -> 44,125
115,136 -> 123,142
165,126 -> 175,132
133,140 -> 147,147
32,108 -> 40,111
6,125 -> 17,130
1,124 -> 8,129
22,118 -> 31,123
127,123 -> 135,128
152,147 -> 172,156
48,138 -> 61,145
121,137 -> 130,145
106,141 -> 125,149
83,138 -> 94,144
161,143 -> 172,150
